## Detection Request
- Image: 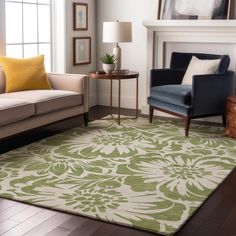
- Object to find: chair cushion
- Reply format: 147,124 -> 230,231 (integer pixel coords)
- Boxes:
0,55 -> 51,93
150,85 -> 192,107
0,90 -> 83,115
0,98 -> 35,126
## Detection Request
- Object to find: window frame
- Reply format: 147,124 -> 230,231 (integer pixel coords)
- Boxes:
4,0 -> 53,71
0,0 -> 66,73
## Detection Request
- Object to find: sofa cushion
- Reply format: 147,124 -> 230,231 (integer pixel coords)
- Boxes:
0,98 -> 35,126
0,90 -> 83,115
150,85 -> 192,107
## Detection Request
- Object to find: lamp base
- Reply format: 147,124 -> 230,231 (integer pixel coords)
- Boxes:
113,44 -> 121,70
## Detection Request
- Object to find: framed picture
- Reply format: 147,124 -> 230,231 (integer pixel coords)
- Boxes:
73,37 -> 91,65
160,0 -> 231,20
73,3 -> 88,31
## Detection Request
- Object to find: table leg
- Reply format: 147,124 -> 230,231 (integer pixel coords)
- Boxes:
110,78 -> 113,116
136,77 -> 139,118
118,79 -> 121,125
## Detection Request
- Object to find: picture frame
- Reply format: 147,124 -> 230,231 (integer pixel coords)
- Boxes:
73,3 -> 88,31
73,37 -> 91,65
157,0 -> 162,19
159,0 -> 231,20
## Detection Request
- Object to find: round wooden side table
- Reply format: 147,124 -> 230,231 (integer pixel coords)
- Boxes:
89,71 -> 139,125
225,95 -> 236,138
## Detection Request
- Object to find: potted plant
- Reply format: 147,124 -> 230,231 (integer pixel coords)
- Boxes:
100,53 -> 116,74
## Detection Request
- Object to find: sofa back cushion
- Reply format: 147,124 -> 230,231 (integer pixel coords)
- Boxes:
170,52 -> 230,74
0,66 -> 6,94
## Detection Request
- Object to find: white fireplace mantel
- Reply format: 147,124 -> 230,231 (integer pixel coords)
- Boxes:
143,20 -> 236,32
142,20 -> 236,115
144,20 -> 236,69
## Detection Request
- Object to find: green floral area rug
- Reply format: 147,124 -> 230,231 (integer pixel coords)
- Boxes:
0,117 -> 236,235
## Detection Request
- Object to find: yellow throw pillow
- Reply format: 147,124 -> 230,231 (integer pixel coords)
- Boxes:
0,55 -> 51,93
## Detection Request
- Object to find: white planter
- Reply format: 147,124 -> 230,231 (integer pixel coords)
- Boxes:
103,63 -> 115,74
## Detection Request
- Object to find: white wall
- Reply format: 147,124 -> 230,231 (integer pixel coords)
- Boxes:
96,0 -> 157,109
65,0 -> 97,107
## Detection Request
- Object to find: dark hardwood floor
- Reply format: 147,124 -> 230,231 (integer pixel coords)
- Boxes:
0,105 -> 236,236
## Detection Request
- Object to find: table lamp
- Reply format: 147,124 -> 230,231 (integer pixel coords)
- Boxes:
103,21 -> 132,71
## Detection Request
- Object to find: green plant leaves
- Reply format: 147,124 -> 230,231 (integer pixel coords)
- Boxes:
100,53 -> 116,64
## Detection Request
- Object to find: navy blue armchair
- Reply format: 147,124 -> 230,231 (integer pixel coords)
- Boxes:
148,52 -> 235,136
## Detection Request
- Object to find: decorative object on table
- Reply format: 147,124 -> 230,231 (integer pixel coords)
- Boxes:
225,96 -> 236,138
100,53 -> 116,74
103,21 -> 132,71
1,117 -> 236,235
111,69 -> 129,74
148,52 -> 235,136
159,0 -> 231,20
73,37 -> 91,65
73,2 -> 88,31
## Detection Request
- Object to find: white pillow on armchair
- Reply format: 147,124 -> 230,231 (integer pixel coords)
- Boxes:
182,56 -> 221,85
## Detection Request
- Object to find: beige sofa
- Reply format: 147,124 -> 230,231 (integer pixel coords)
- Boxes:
0,67 -> 89,139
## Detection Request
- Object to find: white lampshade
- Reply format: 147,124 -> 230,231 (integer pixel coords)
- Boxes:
103,22 -> 132,43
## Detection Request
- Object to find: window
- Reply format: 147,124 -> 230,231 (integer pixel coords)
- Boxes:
5,0 -> 52,71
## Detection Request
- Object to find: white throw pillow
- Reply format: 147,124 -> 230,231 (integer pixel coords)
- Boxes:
182,56 -> 221,85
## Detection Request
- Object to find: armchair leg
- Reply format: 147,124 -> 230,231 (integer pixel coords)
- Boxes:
222,114 -> 226,127
149,106 -> 154,123
185,117 -> 191,137
83,112 -> 88,126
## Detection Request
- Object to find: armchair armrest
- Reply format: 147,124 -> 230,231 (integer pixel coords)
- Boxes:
151,69 -> 185,87
47,73 -> 89,112
192,71 -> 235,116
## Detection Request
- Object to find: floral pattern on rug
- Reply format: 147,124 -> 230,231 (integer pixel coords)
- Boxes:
0,118 -> 236,235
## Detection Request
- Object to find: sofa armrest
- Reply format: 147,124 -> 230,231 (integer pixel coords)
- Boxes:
192,71 -> 235,115
151,69 -> 185,87
47,73 -> 89,112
